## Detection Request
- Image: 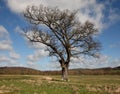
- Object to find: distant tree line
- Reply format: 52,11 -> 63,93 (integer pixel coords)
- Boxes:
0,67 -> 120,75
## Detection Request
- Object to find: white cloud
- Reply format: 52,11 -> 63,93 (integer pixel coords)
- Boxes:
69,54 -> 120,69
41,54 -> 112,70
0,40 -> 13,51
26,48 -> 49,69
0,25 -> 10,41
32,42 -> 46,49
0,25 -> 9,37
108,57 -> 120,68
0,25 -> 21,66
70,55 -> 110,69
9,59 -> 20,65
6,0 -> 104,30
27,49 -> 49,62
9,51 -> 20,59
0,55 -> 20,66
0,25 -> 12,50
6,0 -> 99,12
14,26 -> 24,34
7,0 -> 120,31
0,55 -> 10,62
0,25 -> 13,51
26,41 -> 47,50
6,0 -> 45,13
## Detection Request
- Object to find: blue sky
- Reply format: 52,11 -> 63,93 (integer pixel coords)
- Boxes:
0,0 -> 120,70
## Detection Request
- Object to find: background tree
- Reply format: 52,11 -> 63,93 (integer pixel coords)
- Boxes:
23,5 -> 101,81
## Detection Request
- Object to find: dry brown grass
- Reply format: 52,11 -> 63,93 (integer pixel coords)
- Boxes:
0,84 -> 19,94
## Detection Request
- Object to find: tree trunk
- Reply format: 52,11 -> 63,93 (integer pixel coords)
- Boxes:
61,64 -> 69,81
59,60 -> 69,81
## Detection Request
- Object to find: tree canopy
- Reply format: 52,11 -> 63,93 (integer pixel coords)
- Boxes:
23,5 -> 101,80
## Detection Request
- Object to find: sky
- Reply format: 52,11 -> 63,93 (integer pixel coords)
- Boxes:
0,0 -> 120,70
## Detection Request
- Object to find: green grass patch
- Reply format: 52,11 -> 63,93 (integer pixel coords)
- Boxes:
0,75 -> 119,94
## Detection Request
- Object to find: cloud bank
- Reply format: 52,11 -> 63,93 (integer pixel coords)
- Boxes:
6,0 -> 120,31
0,25 -> 21,66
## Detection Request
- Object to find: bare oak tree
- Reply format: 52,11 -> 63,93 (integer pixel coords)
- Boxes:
23,5 -> 101,81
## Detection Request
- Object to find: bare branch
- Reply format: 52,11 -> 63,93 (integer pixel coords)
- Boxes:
23,4 -> 101,67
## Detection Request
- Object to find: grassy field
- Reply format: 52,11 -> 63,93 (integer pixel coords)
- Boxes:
0,75 -> 120,94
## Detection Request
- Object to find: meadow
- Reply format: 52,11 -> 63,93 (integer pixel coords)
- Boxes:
0,75 -> 120,94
